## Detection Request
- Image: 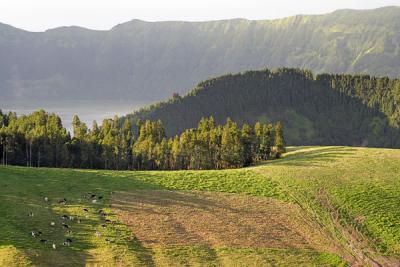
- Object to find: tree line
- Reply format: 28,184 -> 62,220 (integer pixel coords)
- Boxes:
0,109 -> 285,170
126,68 -> 400,148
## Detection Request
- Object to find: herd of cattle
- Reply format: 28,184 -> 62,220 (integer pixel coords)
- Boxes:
28,192 -> 115,250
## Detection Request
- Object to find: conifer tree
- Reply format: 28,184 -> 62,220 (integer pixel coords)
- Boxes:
241,123 -> 255,166
274,121 -> 285,157
220,119 -> 243,168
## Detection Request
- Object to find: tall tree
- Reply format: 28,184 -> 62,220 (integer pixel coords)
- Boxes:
274,121 -> 285,157
220,119 -> 243,168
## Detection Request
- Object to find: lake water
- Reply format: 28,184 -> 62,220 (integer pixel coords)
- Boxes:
0,100 -> 147,133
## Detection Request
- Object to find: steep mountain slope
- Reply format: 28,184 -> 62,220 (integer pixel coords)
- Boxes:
1,6 -> 400,103
126,68 -> 400,148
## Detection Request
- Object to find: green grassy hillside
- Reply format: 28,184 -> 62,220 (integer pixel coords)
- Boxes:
0,146 -> 399,266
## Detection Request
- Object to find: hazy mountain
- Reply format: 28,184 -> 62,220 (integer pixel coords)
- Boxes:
1,6 -> 400,103
125,68 -> 400,148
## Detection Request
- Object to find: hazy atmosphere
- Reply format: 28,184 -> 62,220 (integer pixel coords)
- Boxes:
0,0 -> 399,31
1,1 -> 399,130
1,1 -> 400,266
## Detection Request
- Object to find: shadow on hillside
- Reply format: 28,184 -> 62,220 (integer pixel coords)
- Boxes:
0,166 -> 167,266
113,190 -> 241,214
128,236 -> 157,267
270,147 -> 358,167
112,189 -> 313,250
0,196 -> 94,266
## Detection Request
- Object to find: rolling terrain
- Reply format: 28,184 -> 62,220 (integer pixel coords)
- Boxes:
126,68 -> 400,148
1,6 -> 400,103
1,146 -> 399,266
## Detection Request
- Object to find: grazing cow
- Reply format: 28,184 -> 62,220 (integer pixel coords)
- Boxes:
69,216 -> 74,221
44,197 -> 48,202
105,238 -> 112,243
40,239 -> 47,243
91,194 -> 96,198
105,219 -> 111,223
37,231 -> 42,236
52,243 -> 56,250
63,240 -> 71,246
50,221 -> 55,226
92,199 -> 97,204
98,196 -> 103,200
28,212 -> 34,217
101,224 -> 106,228
83,208 -> 89,212
66,230 -> 73,235
62,224 -> 69,229
61,215 -> 69,220
31,231 -> 36,237
59,198 -> 67,205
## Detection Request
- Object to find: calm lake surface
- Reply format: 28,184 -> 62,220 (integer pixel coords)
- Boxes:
0,100 -> 147,133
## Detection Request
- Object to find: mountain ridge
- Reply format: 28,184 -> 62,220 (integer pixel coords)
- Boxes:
1,6 -> 400,103
2,6 -> 399,32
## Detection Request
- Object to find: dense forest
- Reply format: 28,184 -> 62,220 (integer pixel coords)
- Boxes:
126,68 -> 400,148
0,110 -> 284,170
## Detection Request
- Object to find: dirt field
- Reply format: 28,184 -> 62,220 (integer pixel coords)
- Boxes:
112,190 -> 334,252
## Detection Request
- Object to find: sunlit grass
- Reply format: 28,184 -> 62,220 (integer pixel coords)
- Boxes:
1,146 -> 399,265
254,146 -> 400,257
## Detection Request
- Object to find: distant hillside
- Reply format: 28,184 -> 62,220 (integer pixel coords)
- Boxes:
1,6 -> 400,103
126,68 -> 400,148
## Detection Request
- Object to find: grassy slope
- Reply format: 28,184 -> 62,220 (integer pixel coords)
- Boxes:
0,146 -> 399,266
255,147 -> 400,256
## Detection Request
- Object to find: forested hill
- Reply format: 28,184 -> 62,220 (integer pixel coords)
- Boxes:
1,6 -> 400,103
126,68 -> 400,148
